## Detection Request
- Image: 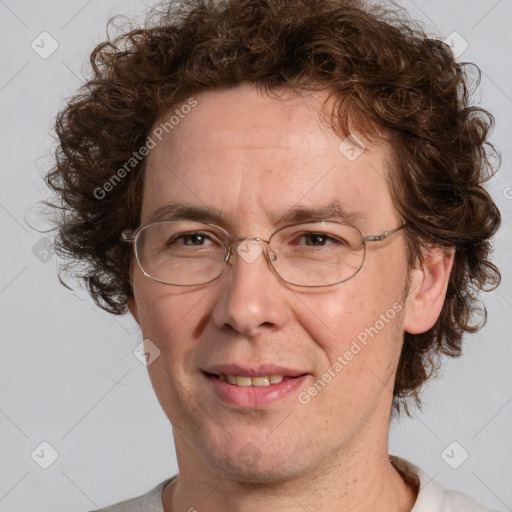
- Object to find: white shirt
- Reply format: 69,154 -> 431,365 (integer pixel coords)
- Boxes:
94,456 -> 499,512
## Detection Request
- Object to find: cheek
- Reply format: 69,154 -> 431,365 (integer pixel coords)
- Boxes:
132,280 -> 205,363
134,289 -> 207,409
295,292 -> 399,362
292,248 -> 407,370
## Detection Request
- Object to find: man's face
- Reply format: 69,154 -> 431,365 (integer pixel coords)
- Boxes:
129,84 -> 410,481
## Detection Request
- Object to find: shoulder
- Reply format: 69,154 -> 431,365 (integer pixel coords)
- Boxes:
390,455 -> 500,512
440,488 -> 501,512
86,476 -> 176,512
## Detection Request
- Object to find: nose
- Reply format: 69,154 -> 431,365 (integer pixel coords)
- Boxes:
210,237 -> 289,338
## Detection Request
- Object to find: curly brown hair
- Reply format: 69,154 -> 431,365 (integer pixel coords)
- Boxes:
43,0 -> 501,413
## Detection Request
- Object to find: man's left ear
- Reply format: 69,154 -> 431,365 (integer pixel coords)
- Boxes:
403,244 -> 455,334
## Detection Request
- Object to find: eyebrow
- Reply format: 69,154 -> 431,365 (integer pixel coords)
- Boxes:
148,200 -> 367,227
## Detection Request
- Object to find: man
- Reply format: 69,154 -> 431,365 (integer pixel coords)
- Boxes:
44,0 -> 502,510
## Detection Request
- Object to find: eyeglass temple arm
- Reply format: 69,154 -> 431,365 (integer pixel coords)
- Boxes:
363,222 -> 407,243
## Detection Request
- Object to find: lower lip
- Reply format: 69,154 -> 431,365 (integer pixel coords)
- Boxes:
204,373 -> 309,408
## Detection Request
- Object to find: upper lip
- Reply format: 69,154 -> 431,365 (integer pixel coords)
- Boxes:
203,364 -> 308,378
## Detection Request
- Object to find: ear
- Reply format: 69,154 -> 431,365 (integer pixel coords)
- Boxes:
402,245 -> 455,334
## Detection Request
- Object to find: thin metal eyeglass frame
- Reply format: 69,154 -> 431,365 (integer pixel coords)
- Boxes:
121,219 -> 408,287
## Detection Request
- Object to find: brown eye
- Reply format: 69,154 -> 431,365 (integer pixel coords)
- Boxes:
170,232 -> 213,246
294,233 -> 347,247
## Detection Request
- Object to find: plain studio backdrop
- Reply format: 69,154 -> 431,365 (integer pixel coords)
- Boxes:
0,0 -> 511,510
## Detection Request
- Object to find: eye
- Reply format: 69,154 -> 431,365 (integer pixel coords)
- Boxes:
294,232 -> 347,247
170,232 -> 215,247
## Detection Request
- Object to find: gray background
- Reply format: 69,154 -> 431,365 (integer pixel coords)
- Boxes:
0,0 -> 511,510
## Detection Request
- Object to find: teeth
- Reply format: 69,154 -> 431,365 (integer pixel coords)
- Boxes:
236,376 -> 253,387
220,374 -> 287,386
252,376 -> 270,386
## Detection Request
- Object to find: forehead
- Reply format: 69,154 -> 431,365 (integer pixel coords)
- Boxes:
141,84 -> 396,231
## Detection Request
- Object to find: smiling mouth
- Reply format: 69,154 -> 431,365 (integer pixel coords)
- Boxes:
204,372 -> 307,387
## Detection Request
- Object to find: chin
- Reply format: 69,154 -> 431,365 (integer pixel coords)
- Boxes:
203,440 -> 315,484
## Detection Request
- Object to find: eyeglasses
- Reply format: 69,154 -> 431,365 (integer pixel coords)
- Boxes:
121,219 -> 407,287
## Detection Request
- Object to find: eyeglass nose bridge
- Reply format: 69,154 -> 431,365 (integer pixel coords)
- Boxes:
225,236 -> 278,268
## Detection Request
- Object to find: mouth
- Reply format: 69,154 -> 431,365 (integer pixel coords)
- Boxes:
202,368 -> 310,408
204,371 -> 308,387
